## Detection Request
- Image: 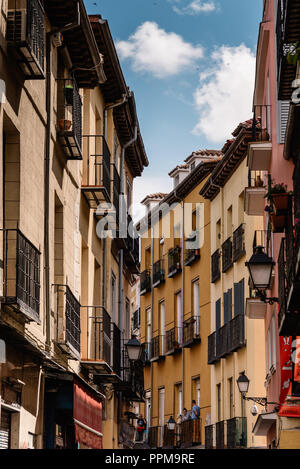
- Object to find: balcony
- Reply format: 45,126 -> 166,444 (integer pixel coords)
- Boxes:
80,306 -> 112,374
211,249 -> 220,283
168,247 -> 182,278
184,232 -> 200,266
57,78 -> 82,160
112,164 -> 121,226
182,316 -> 200,348
53,284 -> 81,360
6,0 -> 45,79
180,419 -> 201,448
277,0 -> 300,100
216,323 -> 228,359
232,224 -> 245,262
165,327 -> 181,355
140,270 -> 151,295
228,314 -> 245,353
247,105 -> 272,171
117,346 -> 144,402
208,332 -> 217,364
81,135 -> 111,210
205,425 -> 214,449
226,417 -> 247,449
244,170 -> 267,216
222,237 -> 233,273
152,259 -> 165,288
122,216 -> 140,274
0,229 -> 41,324
150,335 -> 165,362
216,421 -> 225,449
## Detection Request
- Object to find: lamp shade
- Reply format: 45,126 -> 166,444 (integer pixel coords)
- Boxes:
125,335 -> 142,361
245,246 -> 274,290
237,371 -> 250,394
167,416 -> 176,431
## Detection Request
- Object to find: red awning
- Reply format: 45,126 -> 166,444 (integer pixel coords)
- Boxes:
73,380 -> 103,449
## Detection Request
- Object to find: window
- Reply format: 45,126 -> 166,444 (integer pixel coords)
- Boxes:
192,377 -> 200,408
159,388 -> 165,446
145,391 -> 151,429
217,383 -> 221,422
146,307 -> 151,343
224,289 -> 232,324
227,206 -> 232,237
193,280 -> 200,335
175,291 -> 182,343
216,299 -> 221,330
234,279 -> 244,316
145,247 -> 151,269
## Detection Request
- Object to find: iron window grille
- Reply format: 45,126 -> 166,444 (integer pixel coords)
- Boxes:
1,229 -> 41,323
152,259 -> 165,287
211,249 -> 220,283
222,237 -> 233,273
232,224 -> 245,262
168,247 -> 181,278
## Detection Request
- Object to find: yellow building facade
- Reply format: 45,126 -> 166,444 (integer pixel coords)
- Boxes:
139,152 -> 222,448
200,121 -> 267,448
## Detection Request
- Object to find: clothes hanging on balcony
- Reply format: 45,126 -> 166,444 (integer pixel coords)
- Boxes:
73,380 -> 103,449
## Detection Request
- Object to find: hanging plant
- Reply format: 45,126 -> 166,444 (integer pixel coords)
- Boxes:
287,42 -> 300,67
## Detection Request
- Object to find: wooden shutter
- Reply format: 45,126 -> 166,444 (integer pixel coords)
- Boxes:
224,292 -> 228,324
239,279 -> 245,316
278,101 -> 290,144
228,288 -> 232,321
234,283 -> 239,317
216,299 -> 221,329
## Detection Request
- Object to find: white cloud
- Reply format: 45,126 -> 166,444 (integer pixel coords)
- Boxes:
192,44 -> 256,143
132,175 -> 173,222
116,22 -> 204,78
171,0 -> 217,15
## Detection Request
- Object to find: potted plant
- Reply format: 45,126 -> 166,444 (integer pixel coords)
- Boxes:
64,84 -> 74,106
58,119 -> 72,131
287,42 -> 300,67
266,182 -> 290,212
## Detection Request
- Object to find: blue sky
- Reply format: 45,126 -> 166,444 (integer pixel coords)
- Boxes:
85,0 -> 262,218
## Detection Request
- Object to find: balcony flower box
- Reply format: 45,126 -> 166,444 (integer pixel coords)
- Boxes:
270,213 -> 285,233
272,193 -> 289,213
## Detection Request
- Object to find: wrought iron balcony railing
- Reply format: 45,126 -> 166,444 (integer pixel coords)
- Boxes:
168,247 -> 181,278
6,0 -> 45,78
222,237 -> 233,273
211,249 -> 220,283
142,342 -> 151,364
140,269 -> 151,295
228,314 -> 245,353
152,259 -> 165,287
205,424 -> 214,449
232,224 -> 245,262
207,331 -> 217,364
57,78 -> 82,160
148,426 -> 158,448
216,421 -> 225,449
182,315 -> 200,347
54,284 -> 81,360
81,306 -> 111,366
165,327 -> 181,354
180,419 -> 201,448
216,323 -> 228,358
0,229 -> 41,323
119,346 -> 145,401
150,335 -> 165,361
112,322 -> 121,376
184,232 -> 200,266
81,135 -> 111,209
226,417 -> 247,449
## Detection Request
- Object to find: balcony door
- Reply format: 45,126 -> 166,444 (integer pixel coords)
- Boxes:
193,281 -> 200,335
160,301 -> 165,354
176,292 -> 182,343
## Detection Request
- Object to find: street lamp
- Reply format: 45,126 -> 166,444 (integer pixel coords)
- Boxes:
125,335 -> 142,361
236,371 -> 279,409
245,246 -> 278,304
167,416 -> 176,431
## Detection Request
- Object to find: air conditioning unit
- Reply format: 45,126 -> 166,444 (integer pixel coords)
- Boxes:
6,9 -> 27,43
52,32 -> 63,48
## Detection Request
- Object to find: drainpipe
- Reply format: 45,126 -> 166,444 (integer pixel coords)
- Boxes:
44,8 -> 81,349
173,190 -> 185,408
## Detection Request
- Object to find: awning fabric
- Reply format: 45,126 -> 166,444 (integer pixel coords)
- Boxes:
73,380 -> 103,449
252,412 -> 277,436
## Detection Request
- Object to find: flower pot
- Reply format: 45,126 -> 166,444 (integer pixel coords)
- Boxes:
58,119 -> 72,131
272,193 -> 289,213
270,213 -> 285,233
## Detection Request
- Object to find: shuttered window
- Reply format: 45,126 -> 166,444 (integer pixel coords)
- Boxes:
234,279 -> 245,316
0,409 -> 11,449
216,299 -> 221,330
278,101 -> 290,144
